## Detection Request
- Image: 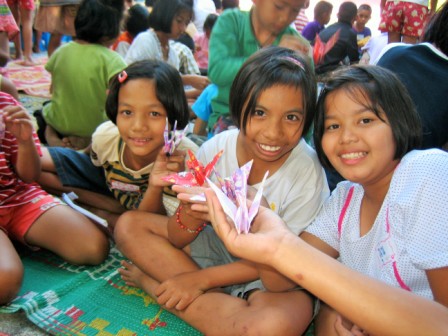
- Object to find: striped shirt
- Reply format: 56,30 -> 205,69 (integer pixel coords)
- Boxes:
294,9 -> 309,33
0,93 -> 46,207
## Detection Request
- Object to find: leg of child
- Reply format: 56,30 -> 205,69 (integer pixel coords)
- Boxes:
315,303 -> 364,336
48,32 -> 62,57
0,31 -> 11,66
25,204 -> 110,265
115,212 -> 313,335
0,230 -> 24,305
18,7 -> 36,66
8,2 -> 22,60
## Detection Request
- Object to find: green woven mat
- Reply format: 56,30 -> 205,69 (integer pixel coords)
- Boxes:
0,246 -> 202,336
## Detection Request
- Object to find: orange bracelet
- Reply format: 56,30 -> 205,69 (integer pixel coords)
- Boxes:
176,205 -> 207,234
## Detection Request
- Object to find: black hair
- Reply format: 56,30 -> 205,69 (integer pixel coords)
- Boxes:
314,1 -> 333,20
75,0 -> 124,44
203,13 -> 218,31
358,4 -> 372,12
222,0 -> 239,10
126,4 -> 150,38
230,46 -> 316,136
337,1 -> 357,24
313,65 -> 422,169
422,1 -> 448,56
148,0 -> 193,34
106,59 -> 190,129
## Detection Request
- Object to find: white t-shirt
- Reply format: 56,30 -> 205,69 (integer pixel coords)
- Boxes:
193,0 -> 216,35
197,129 -> 330,235
125,30 -> 180,69
306,149 -> 448,299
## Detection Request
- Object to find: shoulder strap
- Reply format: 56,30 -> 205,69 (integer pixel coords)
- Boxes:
338,186 -> 354,240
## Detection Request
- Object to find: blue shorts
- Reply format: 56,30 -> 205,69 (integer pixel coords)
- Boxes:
48,147 -> 112,196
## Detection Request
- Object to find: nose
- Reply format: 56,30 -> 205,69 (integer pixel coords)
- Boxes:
263,118 -> 284,140
131,114 -> 148,132
339,125 -> 358,144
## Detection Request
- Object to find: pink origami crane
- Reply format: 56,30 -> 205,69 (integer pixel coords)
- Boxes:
162,149 -> 223,186
163,118 -> 188,156
207,160 -> 269,234
313,29 -> 341,65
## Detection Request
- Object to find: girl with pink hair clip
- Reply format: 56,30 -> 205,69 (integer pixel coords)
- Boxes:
39,60 -> 198,231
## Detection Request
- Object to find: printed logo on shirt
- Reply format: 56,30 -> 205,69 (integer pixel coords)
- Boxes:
376,235 -> 397,266
110,180 -> 140,192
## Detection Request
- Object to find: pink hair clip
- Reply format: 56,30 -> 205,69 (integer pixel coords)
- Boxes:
118,70 -> 128,83
282,56 -> 305,71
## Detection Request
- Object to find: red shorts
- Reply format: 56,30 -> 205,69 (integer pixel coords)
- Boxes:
0,195 -> 64,245
6,0 -> 35,11
379,1 -> 429,38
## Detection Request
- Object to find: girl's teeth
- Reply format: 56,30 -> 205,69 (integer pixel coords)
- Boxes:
260,144 -> 280,152
341,152 -> 366,159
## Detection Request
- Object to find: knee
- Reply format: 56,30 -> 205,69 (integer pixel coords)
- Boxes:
0,264 -> 24,305
114,211 -> 138,249
70,233 -> 110,266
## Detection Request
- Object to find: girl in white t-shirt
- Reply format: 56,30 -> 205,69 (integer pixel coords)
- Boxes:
116,46 -> 329,335
204,64 -> 448,336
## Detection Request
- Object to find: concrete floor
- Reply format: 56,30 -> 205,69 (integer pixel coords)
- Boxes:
0,312 -> 49,335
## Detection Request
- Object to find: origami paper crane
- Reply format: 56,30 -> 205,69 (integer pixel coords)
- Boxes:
207,160 -> 269,234
162,149 -> 223,186
163,118 -> 188,156
313,28 -> 341,65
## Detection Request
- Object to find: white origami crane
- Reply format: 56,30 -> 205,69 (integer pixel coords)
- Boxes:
163,117 -> 187,156
206,160 -> 269,234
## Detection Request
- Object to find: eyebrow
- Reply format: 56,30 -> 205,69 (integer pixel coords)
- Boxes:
324,107 -> 374,119
255,104 -> 304,115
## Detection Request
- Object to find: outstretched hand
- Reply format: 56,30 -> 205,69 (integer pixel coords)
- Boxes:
2,105 -> 34,142
205,188 -> 292,267
150,148 -> 186,188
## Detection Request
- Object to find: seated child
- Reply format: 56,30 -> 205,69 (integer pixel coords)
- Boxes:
194,13 -> 218,74
115,47 -> 329,336
112,4 -> 150,58
0,92 -> 109,305
35,0 -> 126,150
352,4 -> 372,54
302,0 -> 333,42
39,60 -> 198,230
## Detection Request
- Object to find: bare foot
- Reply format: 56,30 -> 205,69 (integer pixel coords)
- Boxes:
62,135 -> 91,150
19,56 -> 38,66
119,261 -> 160,296
45,126 -> 68,147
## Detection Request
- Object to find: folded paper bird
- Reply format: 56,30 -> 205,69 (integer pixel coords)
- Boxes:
207,160 -> 269,234
163,118 -> 188,156
313,28 -> 341,65
162,149 -> 223,186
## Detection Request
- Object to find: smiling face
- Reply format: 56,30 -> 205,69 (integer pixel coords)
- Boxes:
237,84 -> 304,175
116,78 -> 167,170
253,0 -> 305,35
321,88 -> 399,189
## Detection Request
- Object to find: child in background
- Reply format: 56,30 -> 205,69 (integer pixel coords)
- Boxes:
35,0 -> 126,150
352,4 -> 372,52
379,0 -> 437,44
301,0 -> 333,42
115,47 -> 329,335
7,0 -> 35,65
207,0 -> 310,136
112,4 -> 150,58
301,65 -> 448,335
0,0 -> 19,66
125,0 -> 210,95
0,93 -> 109,305
39,60 -> 198,229
194,13 -> 218,74
293,0 -> 309,33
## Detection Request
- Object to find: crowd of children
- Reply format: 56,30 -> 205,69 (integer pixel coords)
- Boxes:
0,0 -> 447,335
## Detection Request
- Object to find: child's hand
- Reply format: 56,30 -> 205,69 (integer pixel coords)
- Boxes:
205,188 -> 291,267
279,34 -> 310,55
155,271 -> 207,310
188,75 -> 210,90
2,106 -> 34,142
335,315 -> 369,336
172,184 -> 210,222
150,148 -> 186,188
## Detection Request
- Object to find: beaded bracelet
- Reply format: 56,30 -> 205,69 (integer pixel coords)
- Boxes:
176,205 -> 207,234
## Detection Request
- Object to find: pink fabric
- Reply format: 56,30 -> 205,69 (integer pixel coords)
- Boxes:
194,33 -> 209,69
